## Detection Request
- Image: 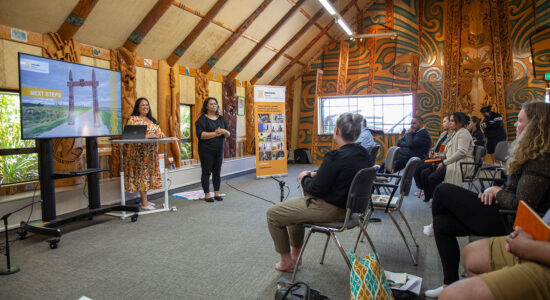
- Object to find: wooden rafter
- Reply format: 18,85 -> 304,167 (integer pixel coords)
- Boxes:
226,0 -> 306,81
270,0 -> 357,85
123,0 -> 173,52
167,0 -> 228,66
57,0 -> 98,41
250,3 -> 332,85
199,0 -> 272,74
285,0 -> 333,40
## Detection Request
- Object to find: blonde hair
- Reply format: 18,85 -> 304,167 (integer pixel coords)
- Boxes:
507,102 -> 550,174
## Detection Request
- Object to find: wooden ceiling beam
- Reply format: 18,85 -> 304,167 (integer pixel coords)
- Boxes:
122,0 -> 173,52
57,0 -> 98,41
167,0 -> 228,67
270,0 -> 357,85
250,1 -> 335,85
286,0 -> 333,41
199,0 -> 272,74
226,0 -> 306,81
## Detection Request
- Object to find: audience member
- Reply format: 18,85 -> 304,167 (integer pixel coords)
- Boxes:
425,102 -> 550,298
480,105 -> 506,159
382,116 -> 431,172
356,119 -> 376,153
266,113 -> 373,272
468,115 -> 486,146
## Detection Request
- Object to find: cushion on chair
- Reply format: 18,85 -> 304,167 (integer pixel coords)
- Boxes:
302,214 -> 360,230
371,195 -> 399,209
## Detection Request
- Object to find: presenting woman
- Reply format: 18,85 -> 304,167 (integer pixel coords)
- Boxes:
125,97 -> 166,210
425,102 -> 550,298
195,97 -> 230,203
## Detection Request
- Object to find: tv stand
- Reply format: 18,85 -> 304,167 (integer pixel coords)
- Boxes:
19,137 -> 140,249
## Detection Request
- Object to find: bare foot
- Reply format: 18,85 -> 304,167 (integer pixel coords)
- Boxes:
275,261 -> 296,272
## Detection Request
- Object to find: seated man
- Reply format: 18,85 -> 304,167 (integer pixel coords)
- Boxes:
356,119 -> 376,152
266,113 -> 373,272
440,222 -> 550,300
383,116 -> 432,172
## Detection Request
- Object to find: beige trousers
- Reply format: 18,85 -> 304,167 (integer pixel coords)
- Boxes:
266,196 -> 347,254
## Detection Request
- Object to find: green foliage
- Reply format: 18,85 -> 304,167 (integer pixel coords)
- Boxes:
21,104 -> 90,137
180,105 -> 192,160
0,93 -> 38,184
100,110 -> 114,133
181,142 -> 192,160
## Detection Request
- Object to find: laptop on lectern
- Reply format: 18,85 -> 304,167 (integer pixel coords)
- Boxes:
122,125 -> 147,140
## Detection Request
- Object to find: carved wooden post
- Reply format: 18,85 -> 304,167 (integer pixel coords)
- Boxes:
285,77 -> 294,151
193,70 -> 209,160
337,41 -> 349,95
159,60 -> 181,168
245,84 -> 255,155
222,77 -> 237,158
42,32 -> 84,187
312,69 -> 323,162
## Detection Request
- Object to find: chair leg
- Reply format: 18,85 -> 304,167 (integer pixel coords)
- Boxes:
330,232 -> 352,269
291,229 -> 313,282
356,210 -> 374,246
388,212 -> 417,265
397,209 -> 418,247
357,222 -> 379,263
319,233 -> 330,264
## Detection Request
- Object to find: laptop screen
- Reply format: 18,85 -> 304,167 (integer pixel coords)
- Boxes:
122,125 -> 147,140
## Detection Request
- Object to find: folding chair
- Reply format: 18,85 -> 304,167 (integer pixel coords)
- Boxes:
478,141 -> 512,189
460,145 -> 487,192
375,146 -> 401,193
291,167 -> 378,282
370,157 -> 422,265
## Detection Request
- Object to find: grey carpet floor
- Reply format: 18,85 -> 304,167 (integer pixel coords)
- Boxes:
0,164 -> 468,300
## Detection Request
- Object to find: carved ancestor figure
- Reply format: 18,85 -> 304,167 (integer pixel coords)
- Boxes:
245,85 -> 255,155
42,32 -> 84,186
168,67 -> 181,167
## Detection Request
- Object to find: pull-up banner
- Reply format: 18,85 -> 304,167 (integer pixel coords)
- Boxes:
253,85 -> 287,178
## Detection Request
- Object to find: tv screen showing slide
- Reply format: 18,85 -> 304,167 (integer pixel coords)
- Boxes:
18,53 -> 123,139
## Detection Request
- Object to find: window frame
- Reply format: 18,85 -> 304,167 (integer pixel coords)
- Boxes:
318,93 -> 414,135
179,104 -> 193,160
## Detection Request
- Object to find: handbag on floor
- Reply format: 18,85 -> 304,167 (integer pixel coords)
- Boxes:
274,277 -> 328,300
348,251 -> 394,300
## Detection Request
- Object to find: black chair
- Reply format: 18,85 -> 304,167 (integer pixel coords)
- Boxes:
460,145 -> 487,192
369,145 -> 381,163
291,167 -> 378,282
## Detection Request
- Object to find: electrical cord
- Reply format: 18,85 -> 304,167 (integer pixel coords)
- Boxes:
225,179 -> 278,205
0,182 -> 39,253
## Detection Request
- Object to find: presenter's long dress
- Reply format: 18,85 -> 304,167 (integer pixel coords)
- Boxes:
124,116 -> 165,193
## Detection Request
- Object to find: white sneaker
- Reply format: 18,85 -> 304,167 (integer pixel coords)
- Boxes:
423,224 -> 434,237
425,286 -> 444,298
147,202 -> 156,206
141,204 -> 155,210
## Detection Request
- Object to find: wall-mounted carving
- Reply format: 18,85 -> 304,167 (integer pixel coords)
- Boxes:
245,84 -> 255,155
193,69 -> 209,160
222,77 -> 236,158
42,32 -> 84,187
285,77 -> 294,150
169,66 -> 181,167
337,42 -> 349,95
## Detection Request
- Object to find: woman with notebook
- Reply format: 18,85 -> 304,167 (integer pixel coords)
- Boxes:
424,102 -> 550,298
195,97 -> 230,203
124,97 -> 166,210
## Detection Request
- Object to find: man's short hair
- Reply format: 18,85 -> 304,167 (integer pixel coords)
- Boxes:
413,116 -> 424,124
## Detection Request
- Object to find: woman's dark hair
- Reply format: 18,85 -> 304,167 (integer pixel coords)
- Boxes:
201,97 -> 220,115
130,97 -> 157,124
480,105 -> 492,114
336,112 -> 363,141
470,116 -> 482,131
451,111 -> 470,128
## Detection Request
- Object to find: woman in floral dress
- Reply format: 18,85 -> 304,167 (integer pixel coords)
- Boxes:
124,97 -> 165,210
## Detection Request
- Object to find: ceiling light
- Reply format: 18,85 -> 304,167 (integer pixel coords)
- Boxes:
318,0 -> 336,15
337,18 -> 353,36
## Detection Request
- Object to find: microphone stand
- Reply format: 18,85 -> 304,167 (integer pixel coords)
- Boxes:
1,200 -> 39,275
271,177 -> 286,202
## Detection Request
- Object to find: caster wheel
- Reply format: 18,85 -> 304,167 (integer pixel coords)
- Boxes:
17,229 -> 27,240
131,215 -> 138,222
49,241 -> 58,249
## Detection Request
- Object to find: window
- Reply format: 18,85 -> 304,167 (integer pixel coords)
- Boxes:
180,104 -> 192,160
320,94 -> 413,134
0,91 -> 38,185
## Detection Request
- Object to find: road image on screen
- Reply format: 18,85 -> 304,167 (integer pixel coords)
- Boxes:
18,53 -> 122,139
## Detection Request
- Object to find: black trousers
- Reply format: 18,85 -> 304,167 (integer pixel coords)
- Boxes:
421,165 -> 446,201
432,183 -> 507,285
414,162 -> 433,190
198,147 -> 223,193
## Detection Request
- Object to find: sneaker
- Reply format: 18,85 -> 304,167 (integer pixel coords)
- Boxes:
147,202 -> 156,207
425,286 -> 444,298
423,224 -> 434,237
141,204 -> 155,210
414,191 -> 424,196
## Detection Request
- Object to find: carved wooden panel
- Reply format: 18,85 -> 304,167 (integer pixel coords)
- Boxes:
337,42 -> 349,95
222,77 -> 236,158
285,77 -> 294,148
193,69 -> 209,160
245,84 -> 255,155
42,32 -> 84,186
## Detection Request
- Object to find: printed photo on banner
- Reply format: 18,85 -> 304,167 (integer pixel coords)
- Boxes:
272,151 -> 285,160
272,132 -> 284,141
259,151 -> 271,161
258,114 -> 270,123
272,123 -> 284,132
272,142 -> 284,151
259,132 -> 271,142
271,114 -> 284,123
258,123 -> 271,132
259,142 -> 271,151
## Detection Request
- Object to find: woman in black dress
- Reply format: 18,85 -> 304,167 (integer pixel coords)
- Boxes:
195,97 -> 230,202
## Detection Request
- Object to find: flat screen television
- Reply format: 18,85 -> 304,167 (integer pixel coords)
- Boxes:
18,53 -> 123,139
